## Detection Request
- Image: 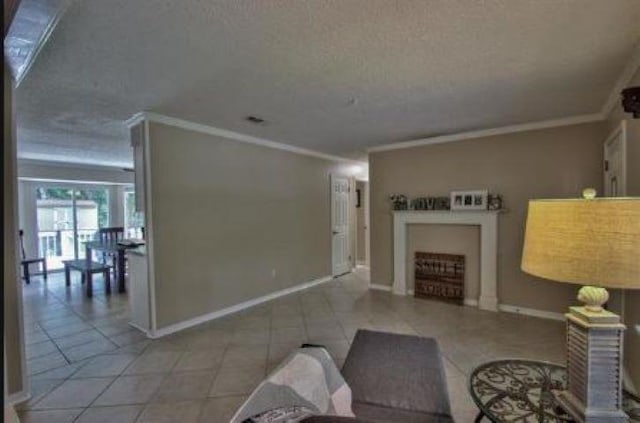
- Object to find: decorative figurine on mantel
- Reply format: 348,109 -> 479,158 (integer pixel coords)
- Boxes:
435,197 -> 450,210
488,194 -> 503,211
412,197 -> 432,210
390,194 -> 408,210
411,197 -> 450,210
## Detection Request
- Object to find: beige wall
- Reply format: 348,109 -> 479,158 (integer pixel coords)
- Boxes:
607,68 -> 640,394
4,65 -> 26,396
370,121 -> 607,313
147,122 -> 351,328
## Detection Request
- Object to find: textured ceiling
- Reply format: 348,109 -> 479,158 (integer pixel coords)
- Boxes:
15,0 -> 640,166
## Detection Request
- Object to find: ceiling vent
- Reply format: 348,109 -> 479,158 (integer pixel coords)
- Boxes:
245,115 -> 267,125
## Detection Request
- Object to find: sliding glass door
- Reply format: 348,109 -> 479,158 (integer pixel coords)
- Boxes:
36,185 -> 110,270
124,186 -> 144,239
36,187 -> 74,269
75,188 -> 110,260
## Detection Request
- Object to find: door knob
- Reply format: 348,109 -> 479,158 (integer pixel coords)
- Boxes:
332,231 -> 339,235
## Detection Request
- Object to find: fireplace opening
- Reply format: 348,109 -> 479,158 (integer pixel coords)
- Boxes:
414,252 -> 465,304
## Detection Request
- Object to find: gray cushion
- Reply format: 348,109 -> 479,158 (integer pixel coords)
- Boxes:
301,411 -> 450,423
341,330 -> 453,422
352,403 -> 453,423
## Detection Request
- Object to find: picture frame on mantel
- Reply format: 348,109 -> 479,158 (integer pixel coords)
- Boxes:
450,190 -> 488,211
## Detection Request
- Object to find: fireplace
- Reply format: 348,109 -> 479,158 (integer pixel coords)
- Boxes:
393,210 -> 499,311
414,252 -> 465,304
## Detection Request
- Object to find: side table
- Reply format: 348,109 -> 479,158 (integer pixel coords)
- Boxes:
469,359 -> 640,422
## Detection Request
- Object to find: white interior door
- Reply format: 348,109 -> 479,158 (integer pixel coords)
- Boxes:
604,122 -> 627,197
364,181 -> 370,267
331,175 -> 351,276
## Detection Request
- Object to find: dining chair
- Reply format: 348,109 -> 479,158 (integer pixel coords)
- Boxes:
19,229 -> 47,284
97,227 -> 125,243
96,227 -> 125,272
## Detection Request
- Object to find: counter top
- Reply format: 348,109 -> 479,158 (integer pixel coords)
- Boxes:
128,245 -> 146,256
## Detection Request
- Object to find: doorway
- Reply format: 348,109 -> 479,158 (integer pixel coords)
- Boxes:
355,180 -> 369,267
34,185 -> 110,270
331,175 -> 351,276
604,121 -> 627,197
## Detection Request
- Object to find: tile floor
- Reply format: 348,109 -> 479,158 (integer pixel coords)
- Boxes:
17,268 -> 566,422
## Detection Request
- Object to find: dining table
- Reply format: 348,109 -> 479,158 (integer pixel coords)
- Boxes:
84,239 -> 144,293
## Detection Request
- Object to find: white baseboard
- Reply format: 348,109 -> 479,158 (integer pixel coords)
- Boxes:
128,321 -> 152,338
407,294 -> 477,305
369,286 -> 479,309
7,389 -> 30,405
369,283 -> 392,292
368,287 -> 564,322
498,304 -> 565,321
149,276 -> 332,338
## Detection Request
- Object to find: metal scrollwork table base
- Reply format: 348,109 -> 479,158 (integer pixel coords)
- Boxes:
469,359 -> 640,423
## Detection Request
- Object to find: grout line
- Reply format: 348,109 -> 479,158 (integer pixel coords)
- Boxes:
25,356 -> 94,409
196,336 -> 236,422
77,375 -> 141,421
441,353 -> 469,378
20,274 -> 144,411
38,275 -> 128,356
13,378 -> 67,412
69,403 -> 146,423
25,376 -> 115,412
77,345 -> 187,419
35,323 -> 72,366
24,339 -> 60,361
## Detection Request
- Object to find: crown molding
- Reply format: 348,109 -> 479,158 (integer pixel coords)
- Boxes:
125,112 -> 146,128
369,42 -> 640,154
367,113 -> 604,153
127,43 -> 640,158
126,112 -> 366,165
602,41 -> 640,118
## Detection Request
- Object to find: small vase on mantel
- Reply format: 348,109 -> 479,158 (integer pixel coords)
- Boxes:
488,194 -> 503,211
390,194 -> 408,210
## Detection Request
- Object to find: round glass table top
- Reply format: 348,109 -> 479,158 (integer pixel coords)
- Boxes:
469,359 -> 640,423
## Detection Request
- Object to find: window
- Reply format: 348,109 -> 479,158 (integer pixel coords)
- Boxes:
35,185 -> 110,270
124,187 -> 144,239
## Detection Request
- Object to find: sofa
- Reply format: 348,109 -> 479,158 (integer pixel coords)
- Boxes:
305,329 -> 454,423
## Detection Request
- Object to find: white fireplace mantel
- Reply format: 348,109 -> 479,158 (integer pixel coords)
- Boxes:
393,210 -> 500,311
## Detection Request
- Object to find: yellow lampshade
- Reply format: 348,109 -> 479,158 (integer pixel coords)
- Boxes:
521,197 -> 640,289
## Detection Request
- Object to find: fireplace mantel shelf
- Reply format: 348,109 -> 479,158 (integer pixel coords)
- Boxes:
392,209 -> 505,214
393,209 -> 500,312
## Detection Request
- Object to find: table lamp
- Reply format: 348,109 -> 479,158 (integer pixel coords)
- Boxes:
521,189 -> 640,423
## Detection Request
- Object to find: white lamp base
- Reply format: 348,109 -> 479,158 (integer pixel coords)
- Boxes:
568,306 -> 621,324
557,305 -> 628,423
556,390 -> 629,423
